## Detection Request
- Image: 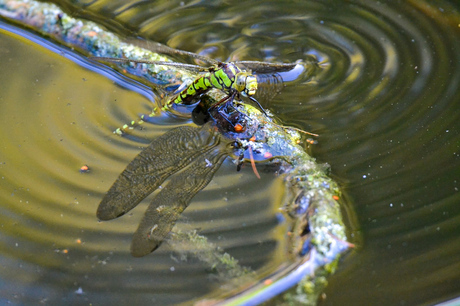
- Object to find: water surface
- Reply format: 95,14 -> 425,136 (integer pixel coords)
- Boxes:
0,0 -> 459,305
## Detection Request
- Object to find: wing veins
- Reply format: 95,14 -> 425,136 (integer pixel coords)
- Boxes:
97,125 -> 222,220
234,61 -> 297,73
130,144 -> 229,257
124,38 -> 219,66
91,57 -> 207,72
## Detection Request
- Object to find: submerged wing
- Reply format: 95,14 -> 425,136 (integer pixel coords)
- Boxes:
91,57 -> 207,73
124,38 -> 219,66
235,61 -> 297,74
97,124 -> 227,220
130,137 -> 230,257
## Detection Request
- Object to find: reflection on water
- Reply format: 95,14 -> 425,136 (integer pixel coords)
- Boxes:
1,0 -> 460,305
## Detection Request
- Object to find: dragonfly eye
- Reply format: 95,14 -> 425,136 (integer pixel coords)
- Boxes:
234,73 -> 247,93
244,75 -> 257,96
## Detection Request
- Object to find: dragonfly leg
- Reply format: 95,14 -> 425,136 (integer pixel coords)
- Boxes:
233,139 -> 247,172
232,138 -> 260,178
208,92 -> 241,131
248,96 -> 269,117
213,90 -> 237,109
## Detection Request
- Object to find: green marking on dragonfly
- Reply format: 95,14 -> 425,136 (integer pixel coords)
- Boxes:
164,61 -> 257,111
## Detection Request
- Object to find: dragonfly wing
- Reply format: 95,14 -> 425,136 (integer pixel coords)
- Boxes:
235,61 -> 297,73
91,57 -> 207,73
124,38 -> 219,66
97,124 -> 226,220
130,141 -> 230,257
252,73 -> 285,103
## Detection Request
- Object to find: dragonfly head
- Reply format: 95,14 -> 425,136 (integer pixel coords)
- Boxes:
235,72 -> 257,96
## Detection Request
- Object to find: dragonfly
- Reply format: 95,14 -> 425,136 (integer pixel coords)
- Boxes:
96,43 -> 309,256
92,41 -> 299,130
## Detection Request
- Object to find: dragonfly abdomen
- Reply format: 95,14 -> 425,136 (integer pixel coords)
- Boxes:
164,63 -> 241,110
165,75 -> 212,109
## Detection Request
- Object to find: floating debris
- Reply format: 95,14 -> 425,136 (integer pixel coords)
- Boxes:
79,165 -> 90,173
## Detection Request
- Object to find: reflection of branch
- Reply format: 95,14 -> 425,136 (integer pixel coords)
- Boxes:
168,228 -> 254,283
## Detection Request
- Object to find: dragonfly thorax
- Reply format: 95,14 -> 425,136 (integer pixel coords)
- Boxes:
234,72 -> 257,96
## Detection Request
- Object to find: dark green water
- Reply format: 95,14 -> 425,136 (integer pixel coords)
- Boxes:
0,0 -> 459,305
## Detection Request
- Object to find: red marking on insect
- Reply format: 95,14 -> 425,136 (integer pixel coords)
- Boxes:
80,165 -> 90,173
332,195 -> 340,201
234,124 -> 244,133
263,152 -> 273,159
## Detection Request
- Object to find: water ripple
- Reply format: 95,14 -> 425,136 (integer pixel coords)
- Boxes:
0,0 -> 459,305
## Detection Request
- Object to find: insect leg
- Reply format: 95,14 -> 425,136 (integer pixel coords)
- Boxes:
233,139 -> 247,172
248,96 -> 269,117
